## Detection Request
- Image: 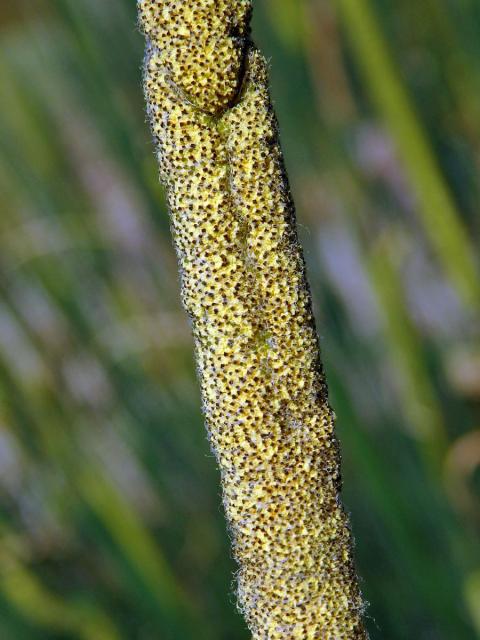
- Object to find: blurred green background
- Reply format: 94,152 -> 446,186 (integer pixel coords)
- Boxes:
0,0 -> 479,638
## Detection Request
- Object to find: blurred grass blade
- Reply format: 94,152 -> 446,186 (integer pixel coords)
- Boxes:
464,570 -> 480,636
336,0 -> 480,307
77,468 -> 200,635
0,553 -> 120,640
367,235 -> 447,469
0,336 -> 200,637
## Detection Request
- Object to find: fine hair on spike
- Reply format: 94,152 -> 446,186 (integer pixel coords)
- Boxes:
138,1 -> 368,637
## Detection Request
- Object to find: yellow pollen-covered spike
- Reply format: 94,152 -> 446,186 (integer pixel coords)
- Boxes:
138,1 -> 367,637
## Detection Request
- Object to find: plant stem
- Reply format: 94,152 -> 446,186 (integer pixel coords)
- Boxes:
138,1 -> 367,637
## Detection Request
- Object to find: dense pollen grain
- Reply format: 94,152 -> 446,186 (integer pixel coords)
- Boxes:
138,1 -> 367,637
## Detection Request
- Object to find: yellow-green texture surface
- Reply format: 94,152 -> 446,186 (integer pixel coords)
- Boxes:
138,1 -> 366,638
